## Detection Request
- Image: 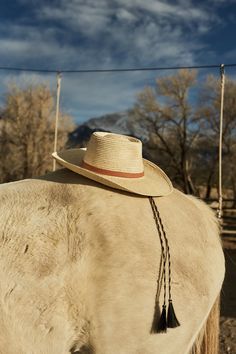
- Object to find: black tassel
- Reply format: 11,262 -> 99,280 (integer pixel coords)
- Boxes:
167,300 -> 180,328
155,305 -> 167,333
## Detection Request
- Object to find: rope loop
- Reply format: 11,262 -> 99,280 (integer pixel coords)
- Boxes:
53,72 -> 62,171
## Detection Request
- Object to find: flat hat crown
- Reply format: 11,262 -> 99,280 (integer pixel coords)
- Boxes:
83,132 -> 144,173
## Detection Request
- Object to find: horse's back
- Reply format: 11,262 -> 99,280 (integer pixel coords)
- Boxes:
0,169 -> 225,354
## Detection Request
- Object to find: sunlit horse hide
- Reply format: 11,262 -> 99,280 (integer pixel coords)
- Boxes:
0,168 -> 225,354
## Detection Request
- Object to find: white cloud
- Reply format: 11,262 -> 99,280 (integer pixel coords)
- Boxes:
116,8 -> 136,22
38,0 -> 112,36
3,0 -> 218,71
36,0 -> 218,40
0,0 -> 229,122
119,0 -> 209,21
0,24 -> 84,68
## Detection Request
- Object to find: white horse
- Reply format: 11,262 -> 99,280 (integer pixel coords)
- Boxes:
0,168 -> 225,354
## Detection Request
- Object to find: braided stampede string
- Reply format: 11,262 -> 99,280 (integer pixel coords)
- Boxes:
149,197 -> 180,333
149,197 -> 167,332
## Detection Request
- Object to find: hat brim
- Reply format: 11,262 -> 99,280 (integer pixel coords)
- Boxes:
52,148 -> 173,197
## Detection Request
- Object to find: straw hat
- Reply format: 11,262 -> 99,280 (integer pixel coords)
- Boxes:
52,131 -> 173,197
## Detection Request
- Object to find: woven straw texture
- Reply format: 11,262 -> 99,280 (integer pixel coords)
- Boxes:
52,132 -> 173,196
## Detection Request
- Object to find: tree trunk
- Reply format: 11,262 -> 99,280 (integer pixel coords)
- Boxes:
231,176 -> 236,208
187,174 -> 197,196
181,161 -> 196,195
205,169 -> 215,199
204,154 -> 218,199
205,183 -> 212,200
23,141 -> 30,179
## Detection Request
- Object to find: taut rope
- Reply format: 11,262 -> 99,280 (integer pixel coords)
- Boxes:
53,72 -> 62,171
217,64 -> 225,219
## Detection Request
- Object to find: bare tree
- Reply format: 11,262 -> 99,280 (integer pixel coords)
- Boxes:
130,69 -> 198,194
0,83 -> 74,183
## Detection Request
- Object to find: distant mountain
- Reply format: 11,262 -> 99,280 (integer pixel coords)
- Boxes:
67,125 -> 110,148
67,110 -> 148,148
86,111 -> 131,134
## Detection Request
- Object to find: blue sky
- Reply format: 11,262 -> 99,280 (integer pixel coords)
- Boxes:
0,0 -> 236,123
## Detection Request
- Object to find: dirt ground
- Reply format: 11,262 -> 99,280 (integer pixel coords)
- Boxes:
220,243 -> 236,354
